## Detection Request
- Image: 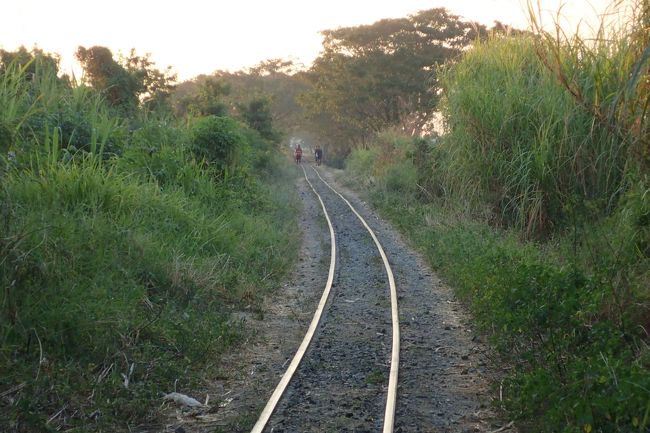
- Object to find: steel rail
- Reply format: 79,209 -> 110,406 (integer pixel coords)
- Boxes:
249,165 -> 337,433
311,167 -> 399,433
250,165 -> 399,433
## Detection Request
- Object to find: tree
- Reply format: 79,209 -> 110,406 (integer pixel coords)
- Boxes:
194,77 -> 231,116
172,76 -> 231,117
172,60 -> 310,143
76,46 -> 141,110
238,96 -> 279,142
247,58 -> 302,76
0,46 -> 60,79
301,8 -> 485,152
243,59 -> 310,133
120,49 -> 177,112
76,46 -> 176,113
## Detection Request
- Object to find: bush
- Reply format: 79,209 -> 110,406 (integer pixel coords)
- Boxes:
345,146 -> 380,187
345,129 -> 420,191
190,115 -> 246,172
383,160 -> 417,196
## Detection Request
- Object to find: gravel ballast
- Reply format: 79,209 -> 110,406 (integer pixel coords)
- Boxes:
162,166 -> 514,433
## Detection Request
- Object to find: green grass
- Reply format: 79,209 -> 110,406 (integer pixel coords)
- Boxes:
0,54 -> 300,431
438,34 -> 632,236
365,370 -> 385,385
1,152 -> 299,432
345,157 -> 649,432
341,7 -> 650,425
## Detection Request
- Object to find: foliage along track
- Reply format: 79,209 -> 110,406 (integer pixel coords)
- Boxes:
162,165 -> 512,433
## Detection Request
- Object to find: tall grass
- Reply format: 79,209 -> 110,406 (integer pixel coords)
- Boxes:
439,34 -> 633,235
345,129 -> 650,433
528,0 -> 650,179
0,60 -> 41,151
342,2 -> 650,431
0,54 -> 299,431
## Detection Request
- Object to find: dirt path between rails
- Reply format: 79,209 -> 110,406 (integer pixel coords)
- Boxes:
161,167 -> 516,433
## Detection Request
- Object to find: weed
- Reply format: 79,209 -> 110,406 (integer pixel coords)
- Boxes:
365,370 -> 385,385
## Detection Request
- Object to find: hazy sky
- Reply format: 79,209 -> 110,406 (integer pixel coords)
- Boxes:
2,0 -> 615,81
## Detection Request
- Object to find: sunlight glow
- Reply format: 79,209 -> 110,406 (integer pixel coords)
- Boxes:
1,0 -> 617,80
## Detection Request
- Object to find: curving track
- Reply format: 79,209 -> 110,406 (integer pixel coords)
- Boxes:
250,165 -> 400,433
163,164 -> 506,433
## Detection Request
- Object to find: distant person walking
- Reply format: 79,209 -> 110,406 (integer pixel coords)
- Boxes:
314,145 -> 323,166
294,144 -> 303,164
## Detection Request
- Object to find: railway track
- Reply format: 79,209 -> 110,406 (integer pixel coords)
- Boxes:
250,165 -> 400,433
162,163 -> 504,433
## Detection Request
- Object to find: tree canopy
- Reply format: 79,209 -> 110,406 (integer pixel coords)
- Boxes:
171,60 -> 310,144
0,46 -> 61,79
76,46 -> 176,113
300,8 -> 486,156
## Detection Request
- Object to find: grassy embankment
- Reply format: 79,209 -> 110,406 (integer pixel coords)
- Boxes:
344,5 -> 649,433
0,59 -> 299,431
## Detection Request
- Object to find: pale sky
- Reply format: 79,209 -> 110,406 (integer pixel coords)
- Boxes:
1,0 -> 616,81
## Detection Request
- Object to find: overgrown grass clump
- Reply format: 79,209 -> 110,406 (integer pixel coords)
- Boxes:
344,3 -> 649,431
439,35 -> 634,236
347,132 -> 649,433
1,57 -> 299,431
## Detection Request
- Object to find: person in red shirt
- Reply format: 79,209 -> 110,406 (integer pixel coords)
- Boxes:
294,144 -> 303,163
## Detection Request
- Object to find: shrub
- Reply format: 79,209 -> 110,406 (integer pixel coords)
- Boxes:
190,115 -> 246,172
345,146 -> 380,187
383,160 -> 418,196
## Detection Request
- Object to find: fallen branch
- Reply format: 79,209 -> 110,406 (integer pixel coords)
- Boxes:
488,421 -> 515,433
0,382 -> 26,399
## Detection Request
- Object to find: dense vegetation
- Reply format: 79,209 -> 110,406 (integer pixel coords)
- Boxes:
2,2 -> 648,432
0,48 -> 298,431
343,3 -> 649,432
